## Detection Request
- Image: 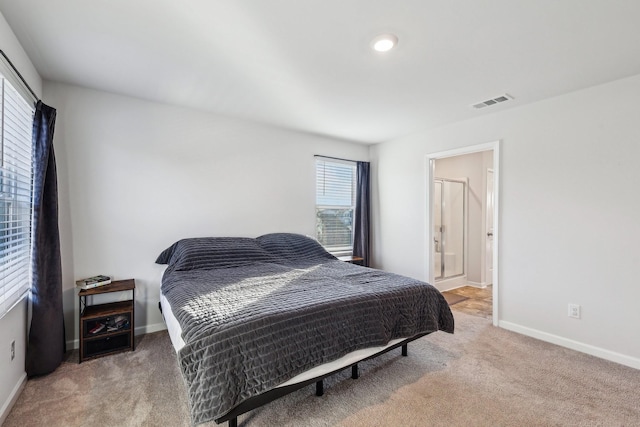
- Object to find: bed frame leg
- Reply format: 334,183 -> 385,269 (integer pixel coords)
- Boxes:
229,417 -> 237,427
402,344 -> 408,357
315,380 -> 324,396
351,364 -> 359,379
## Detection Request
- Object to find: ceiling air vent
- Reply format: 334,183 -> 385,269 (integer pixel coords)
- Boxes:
472,94 -> 513,109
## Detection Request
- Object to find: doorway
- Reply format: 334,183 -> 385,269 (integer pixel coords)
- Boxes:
426,141 -> 499,326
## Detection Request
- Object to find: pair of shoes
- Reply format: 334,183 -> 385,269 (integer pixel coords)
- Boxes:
89,323 -> 106,334
106,315 -> 129,331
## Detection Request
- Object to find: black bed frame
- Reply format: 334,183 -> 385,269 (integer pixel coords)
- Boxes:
159,302 -> 429,427
217,332 -> 430,427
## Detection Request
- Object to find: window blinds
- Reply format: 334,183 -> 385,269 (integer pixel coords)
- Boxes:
0,75 -> 34,319
315,158 -> 356,255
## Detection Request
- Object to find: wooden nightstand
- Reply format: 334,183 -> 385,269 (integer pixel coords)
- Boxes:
337,255 -> 364,265
78,279 -> 135,363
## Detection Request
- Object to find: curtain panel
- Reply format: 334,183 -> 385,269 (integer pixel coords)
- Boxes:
353,161 -> 371,267
26,101 -> 64,377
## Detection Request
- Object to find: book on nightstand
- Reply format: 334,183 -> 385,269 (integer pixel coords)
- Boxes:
76,275 -> 112,290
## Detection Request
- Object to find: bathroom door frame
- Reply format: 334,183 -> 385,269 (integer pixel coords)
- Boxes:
485,168 -> 495,284
426,140 -> 500,326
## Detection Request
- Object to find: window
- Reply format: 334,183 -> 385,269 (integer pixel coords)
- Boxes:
315,157 -> 356,256
0,73 -> 34,318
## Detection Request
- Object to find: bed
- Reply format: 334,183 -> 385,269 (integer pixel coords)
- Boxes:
156,233 -> 454,426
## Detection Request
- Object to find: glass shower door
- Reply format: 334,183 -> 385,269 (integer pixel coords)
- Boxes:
443,180 -> 465,278
434,178 -> 465,281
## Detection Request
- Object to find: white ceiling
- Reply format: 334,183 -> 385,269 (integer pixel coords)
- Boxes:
2,0 -> 640,144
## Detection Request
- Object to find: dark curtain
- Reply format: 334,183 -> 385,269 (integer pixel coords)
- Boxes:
353,161 -> 371,267
26,101 -> 64,377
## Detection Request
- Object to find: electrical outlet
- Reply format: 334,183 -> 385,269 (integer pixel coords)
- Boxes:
568,304 -> 581,319
10,340 -> 15,361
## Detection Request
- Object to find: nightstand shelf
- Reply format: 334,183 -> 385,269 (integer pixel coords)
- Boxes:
337,255 -> 364,265
78,279 -> 135,363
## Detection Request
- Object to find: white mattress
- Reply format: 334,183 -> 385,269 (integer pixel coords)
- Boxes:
160,292 -> 186,352
159,286 -> 406,389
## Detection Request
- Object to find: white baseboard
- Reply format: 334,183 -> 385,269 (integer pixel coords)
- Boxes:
0,372 -> 26,425
66,322 -> 168,350
434,276 -> 468,292
499,320 -> 640,370
466,281 -> 489,288
139,322 -> 167,336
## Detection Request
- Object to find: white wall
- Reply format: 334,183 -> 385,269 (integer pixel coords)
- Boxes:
0,10 -> 42,424
371,73 -> 640,369
0,14 -> 41,97
43,82 -> 369,348
0,299 -> 27,424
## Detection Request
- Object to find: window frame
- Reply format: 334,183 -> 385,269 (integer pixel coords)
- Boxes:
315,157 -> 357,256
0,68 -> 35,320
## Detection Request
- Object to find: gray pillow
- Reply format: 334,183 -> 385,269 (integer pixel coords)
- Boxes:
256,233 -> 336,262
156,237 -> 278,270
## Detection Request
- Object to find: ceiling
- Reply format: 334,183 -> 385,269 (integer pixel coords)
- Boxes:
2,0 -> 640,144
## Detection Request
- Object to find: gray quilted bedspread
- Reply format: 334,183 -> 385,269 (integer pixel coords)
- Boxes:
159,235 -> 454,425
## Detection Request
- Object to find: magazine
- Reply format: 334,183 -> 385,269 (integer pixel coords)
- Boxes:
76,275 -> 112,290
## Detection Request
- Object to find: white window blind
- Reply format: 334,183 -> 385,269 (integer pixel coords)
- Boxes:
0,74 -> 34,319
315,158 -> 356,255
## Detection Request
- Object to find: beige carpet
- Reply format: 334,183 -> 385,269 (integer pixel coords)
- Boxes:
5,311 -> 640,427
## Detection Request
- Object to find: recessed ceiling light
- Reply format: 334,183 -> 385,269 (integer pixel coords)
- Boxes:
371,34 -> 398,52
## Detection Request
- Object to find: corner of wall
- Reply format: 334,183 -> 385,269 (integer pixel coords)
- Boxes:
0,299 -> 28,423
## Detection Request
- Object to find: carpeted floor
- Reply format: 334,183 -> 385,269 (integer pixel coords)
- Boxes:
5,310 -> 640,426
